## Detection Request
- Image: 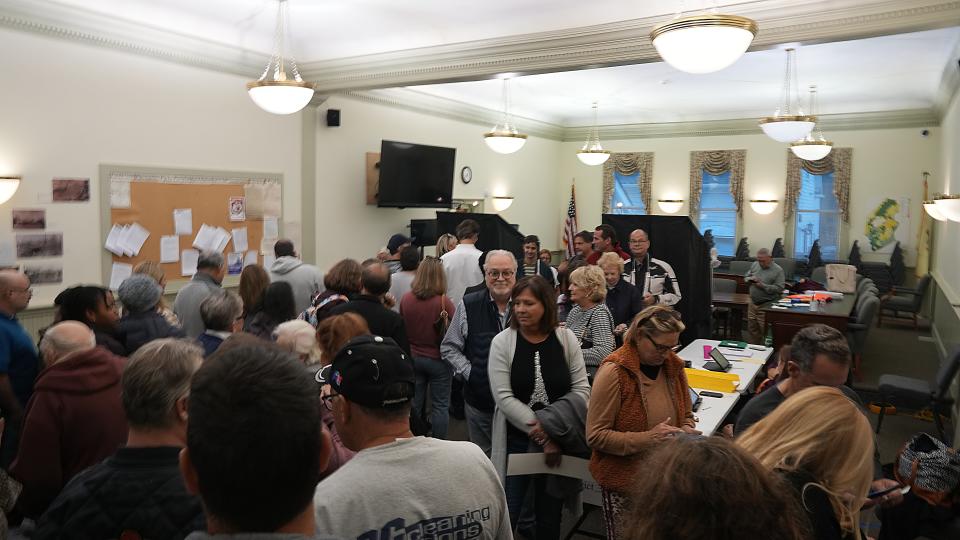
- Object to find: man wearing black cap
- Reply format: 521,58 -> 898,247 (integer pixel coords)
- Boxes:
384,234 -> 411,275
315,335 -> 511,540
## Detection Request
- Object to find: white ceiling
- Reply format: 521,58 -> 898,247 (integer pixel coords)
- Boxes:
52,0 -> 688,60
409,27 -> 960,126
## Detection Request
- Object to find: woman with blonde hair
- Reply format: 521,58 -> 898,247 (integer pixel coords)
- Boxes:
132,261 -> 180,327
586,305 -> 699,539
435,233 -> 458,257
400,257 -> 455,438
737,386 -> 875,540
598,252 -> 643,344
564,265 -> 615,379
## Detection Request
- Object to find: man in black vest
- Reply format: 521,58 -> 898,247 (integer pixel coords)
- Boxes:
516,235 -> 556,287
441,250 -> 516,455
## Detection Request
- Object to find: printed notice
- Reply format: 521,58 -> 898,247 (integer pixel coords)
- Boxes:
159,235 -> 179,263
174,209 -> 193,236
109,262 -> 133,290
181,249 -> 199,276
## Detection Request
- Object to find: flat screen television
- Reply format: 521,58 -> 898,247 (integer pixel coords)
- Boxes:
377,140 -> 456,208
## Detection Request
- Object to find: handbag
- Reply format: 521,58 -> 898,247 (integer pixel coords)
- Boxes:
894,433 -> 960,507
433,295 -> 450,338
825,264 -> 857,293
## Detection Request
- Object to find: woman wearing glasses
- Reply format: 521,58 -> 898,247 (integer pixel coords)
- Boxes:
586,305 -> 699,539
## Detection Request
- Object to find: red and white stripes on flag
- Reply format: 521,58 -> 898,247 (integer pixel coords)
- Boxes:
562,184 -> 578,259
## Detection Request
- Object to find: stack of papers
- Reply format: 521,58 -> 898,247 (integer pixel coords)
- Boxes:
105,223 -> 151,257
193,224 -> 231,253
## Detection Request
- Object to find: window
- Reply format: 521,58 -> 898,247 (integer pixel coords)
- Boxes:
794,170 -> 840,260
698,170 -> 737,257
611,171 -> 645,214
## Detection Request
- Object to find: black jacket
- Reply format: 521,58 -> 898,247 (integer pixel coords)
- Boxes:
461,290 -> 508,412
329,294 -> 410,355
605,278 -> 645,327
35,446 -> 205,540
118,311 -> 185,355
516,260 -> 556,287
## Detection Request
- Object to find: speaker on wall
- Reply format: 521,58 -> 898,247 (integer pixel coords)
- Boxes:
326,109 -> 341,127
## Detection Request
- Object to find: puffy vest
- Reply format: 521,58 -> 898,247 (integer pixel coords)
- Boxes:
462,290 -> 509,412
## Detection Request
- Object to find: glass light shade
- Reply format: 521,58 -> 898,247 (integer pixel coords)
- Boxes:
247,81 -> 314,115
0,177 -> 20,204
934,196 -> 960,221
491,197 -> 514,212
923,201 -> 948,222
790,140 -> 833,160
749,200 -> 779,215
759,117 -> 816,142
650,15 -> 758,74
657,200 -> 684,214
577,150 -> 611,166
483,132 -> 527,154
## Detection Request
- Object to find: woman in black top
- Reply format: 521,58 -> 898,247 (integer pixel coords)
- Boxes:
246,282 -> 297,340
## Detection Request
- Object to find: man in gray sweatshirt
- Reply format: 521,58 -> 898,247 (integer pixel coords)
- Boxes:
269,239 -> 324,315
744,248 -> 785,344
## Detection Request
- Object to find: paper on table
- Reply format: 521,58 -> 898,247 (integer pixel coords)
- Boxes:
181,249 -> 199,276
110,180 -> 131,209
104,224 -> 125,256
263,216 -> 278,241
159,235 -> 180,263
244,184 -> 266,219
109,262 -> 133,290
264,183 -> 282,218
263,254 -> 276,269
193,224 -> 218,251
231,227 -> 248,253
213,227 -> 231,253
243,250 -> 258,267
174,209 -> 193,236
124,223 -> 150,256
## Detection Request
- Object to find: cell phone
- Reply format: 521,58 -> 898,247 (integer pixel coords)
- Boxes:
748,345 -> 766,351
867,484 -> 908,499
700,391 -> 723,398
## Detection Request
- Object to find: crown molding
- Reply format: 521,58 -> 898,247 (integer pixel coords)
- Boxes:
343,89 -> 566,140
0,0 -> 266,77
301,0 -> 960,92
2,1 -> 957,93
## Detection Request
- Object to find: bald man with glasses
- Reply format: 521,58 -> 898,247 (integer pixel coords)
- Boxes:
0,270 -> 40,466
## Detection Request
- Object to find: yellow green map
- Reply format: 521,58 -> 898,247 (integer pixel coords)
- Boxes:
865,198 -> 900,251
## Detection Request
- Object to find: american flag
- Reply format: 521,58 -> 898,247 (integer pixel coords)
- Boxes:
562,184 -> 578,259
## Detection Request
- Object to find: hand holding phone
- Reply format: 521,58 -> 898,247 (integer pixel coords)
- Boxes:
867,484 -> 908,499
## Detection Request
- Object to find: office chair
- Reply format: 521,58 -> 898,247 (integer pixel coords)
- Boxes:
876,347 -> 960,444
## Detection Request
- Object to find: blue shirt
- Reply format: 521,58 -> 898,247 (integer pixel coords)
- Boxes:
0,314 -> 40,407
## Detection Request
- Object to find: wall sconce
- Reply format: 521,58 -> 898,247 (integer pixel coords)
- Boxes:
491,196 -> 514,212
749,199 -> 779,215
0,177 -> 21,205
923,198 -> 948,221
934,195 -> 960,222
657,199 -> 684,214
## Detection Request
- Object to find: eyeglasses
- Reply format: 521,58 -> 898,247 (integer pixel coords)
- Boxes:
646,334 -> 680,354
485,269 -> 514,279
10,287 -> 32,294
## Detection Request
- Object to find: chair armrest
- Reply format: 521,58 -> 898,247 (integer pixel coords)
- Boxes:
890,287 -> 920,296
848,323 -> 868,331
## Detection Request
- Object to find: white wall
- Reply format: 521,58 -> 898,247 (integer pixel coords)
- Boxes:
0,29 -> 302,306
559,127 -> 941,264
933,90 -> 960,302
313,95 -> 563,270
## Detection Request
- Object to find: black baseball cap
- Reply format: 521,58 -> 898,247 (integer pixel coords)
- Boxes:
387,234 -> 411,255
330,335 -> 414,409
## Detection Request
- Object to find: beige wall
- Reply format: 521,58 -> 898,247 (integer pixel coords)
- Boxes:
933,90 -> 960,303
559,127 -> 940,265
0,29 -> 302,306
312,95 -> 563,270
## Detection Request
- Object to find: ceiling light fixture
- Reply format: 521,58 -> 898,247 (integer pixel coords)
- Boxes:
759,48 -> 815,143
491,196 -> 515,212
790,85 -> 833,160
577,102 -> 611,166
657,199 -> 684,214
650,9 -> 757,74
247,0 -> 315,115
749,199 -> 779,215
934,195 -> 960,222
0,176 -> 20,205
923,197 -> 948,222
484,78 -> 527,154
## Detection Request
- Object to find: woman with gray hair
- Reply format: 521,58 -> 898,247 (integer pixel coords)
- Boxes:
36,338 -> 206,538
564,265 -> 615,380
198,290 -> 244,357
117,274 -> 185,354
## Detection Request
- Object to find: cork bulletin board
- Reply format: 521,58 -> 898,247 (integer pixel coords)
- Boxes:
99,165 -> 282,287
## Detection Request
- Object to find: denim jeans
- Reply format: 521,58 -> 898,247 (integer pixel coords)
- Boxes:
504,428 -> 563,540
412,356 -> 453,439
464,401 -> 493,456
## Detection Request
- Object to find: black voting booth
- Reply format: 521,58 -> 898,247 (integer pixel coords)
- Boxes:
602,214 -> 712,344
434,212 -> 525,261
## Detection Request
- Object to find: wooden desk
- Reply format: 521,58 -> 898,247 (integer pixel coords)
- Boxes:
712,291 -> 751,339
714,272 -> 748,294
761,294 -> 857,349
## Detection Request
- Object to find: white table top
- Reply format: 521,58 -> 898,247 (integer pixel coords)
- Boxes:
693,390 -> 740,436
677,339 -> 772,394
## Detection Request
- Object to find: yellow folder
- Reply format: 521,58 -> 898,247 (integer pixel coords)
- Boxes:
685,368 -> 740,393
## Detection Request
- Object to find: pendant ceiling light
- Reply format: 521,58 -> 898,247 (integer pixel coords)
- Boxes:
247,0 -> 314,115
576,102 -> 611,166
484,78 -> 527,154
650,7 -> 758,74
790,85 -> 833,160
934,195 -> 960,222
923,197 -> 948,222
759,48 -> 815,143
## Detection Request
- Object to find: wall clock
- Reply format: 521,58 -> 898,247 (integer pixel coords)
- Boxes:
460,166 -> 473,184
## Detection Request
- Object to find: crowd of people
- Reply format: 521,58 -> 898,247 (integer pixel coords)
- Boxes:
0,217 -> 911,539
